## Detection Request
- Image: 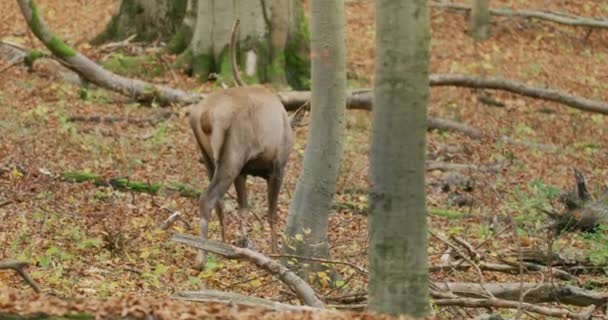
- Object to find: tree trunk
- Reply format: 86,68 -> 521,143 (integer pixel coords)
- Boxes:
92,0 -> 187,44
166,0 -> 197,54
469,0 -> 491,40
177,0 -> 310,89
369,0 -> 430,317
282,0 -> 346,284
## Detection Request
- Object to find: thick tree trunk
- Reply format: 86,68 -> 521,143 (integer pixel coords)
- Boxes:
92,0 -> 187,44
369,0 -> 430,317
166,0 -> 197,54
282,0 -> 346,283
178,0 -> 310,89
468,0 -> 491,40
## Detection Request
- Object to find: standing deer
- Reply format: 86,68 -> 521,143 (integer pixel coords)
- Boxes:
188,19 -> 300,269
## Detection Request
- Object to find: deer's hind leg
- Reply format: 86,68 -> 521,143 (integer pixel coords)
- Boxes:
267,166 -> 285,254
199,151 -> 225,241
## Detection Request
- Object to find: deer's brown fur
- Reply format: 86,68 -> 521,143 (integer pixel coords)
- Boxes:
188,19 -> 293,269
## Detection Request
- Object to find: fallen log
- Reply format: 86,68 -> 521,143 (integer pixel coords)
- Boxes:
433,297 -> 596,320
432,2 -> 608,29
174,290 -> 323,312
171,233 -> 325,308
16,0 -> 201,105
59,171 -> 201,198
429,260 -> 576,281
433,282 -> 607,307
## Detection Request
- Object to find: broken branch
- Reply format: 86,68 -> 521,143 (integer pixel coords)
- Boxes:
171,233 -> 325,308
0,260 -> 41,293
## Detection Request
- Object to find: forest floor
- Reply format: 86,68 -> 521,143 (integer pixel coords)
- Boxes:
1,0 -> 608,319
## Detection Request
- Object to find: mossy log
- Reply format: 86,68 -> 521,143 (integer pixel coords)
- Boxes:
60,171 -> 200,198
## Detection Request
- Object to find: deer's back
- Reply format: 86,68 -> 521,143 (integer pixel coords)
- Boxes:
190,86 -> 292,177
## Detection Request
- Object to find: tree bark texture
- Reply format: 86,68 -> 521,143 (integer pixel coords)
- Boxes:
178,0 -> 310,89
369,0 -> 430,317
469,0 -> 491,40
166,0 -> 197,54
92,0 -> 187,44
282,0 -> 347,283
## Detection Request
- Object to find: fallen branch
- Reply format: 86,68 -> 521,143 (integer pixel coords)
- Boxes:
174,290 -> 323,311
427,160 -> 507,172
0,260 -> 41,293
171,233 -> 325,308
60,171 -> 201,198
432,282 -> 607,307
270,254 -> 368,275
429,74 -> 608,114
434,297 -> 596,320
432,2 -> 608,29
16,0 -> 201,105
430,260 -> 576,282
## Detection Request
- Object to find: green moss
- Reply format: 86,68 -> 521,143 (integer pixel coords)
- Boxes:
27,0 -> 76,58
169,0 -> 188,26
24,50 -> 44,68
216,45 -> 236,84
28,0 -> 43,39
428,208 -> 464,219
91,0 -> 140,44
60,172 -> 103,184
285,10 -> 311,90
91,15 -> 119,45
108,178 -> 161,194
48,37 -> 76,58
166,26 -> 193,54
268,53 -> 288,88
165,181 -> 201,198
101,53 -> 165,77
174,48 -> 193,72
192,53 -> 213,82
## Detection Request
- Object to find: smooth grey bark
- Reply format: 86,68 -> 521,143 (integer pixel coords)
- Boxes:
282,0 -> 346,283
368,0 -> 430,317
179,0 -> 310,88
469,0 -> 491,40
92,0 -> 186,44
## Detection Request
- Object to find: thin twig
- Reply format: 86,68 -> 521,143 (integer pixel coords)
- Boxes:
429,230 -> 494,298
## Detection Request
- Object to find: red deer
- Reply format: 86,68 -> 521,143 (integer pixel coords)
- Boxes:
188,19 -> 300,269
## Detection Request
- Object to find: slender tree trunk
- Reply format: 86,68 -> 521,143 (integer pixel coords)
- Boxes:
369,0 -> 430,317
282,0 -> 346,284
92,0 -> 187,44
469,0 -> 491,40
